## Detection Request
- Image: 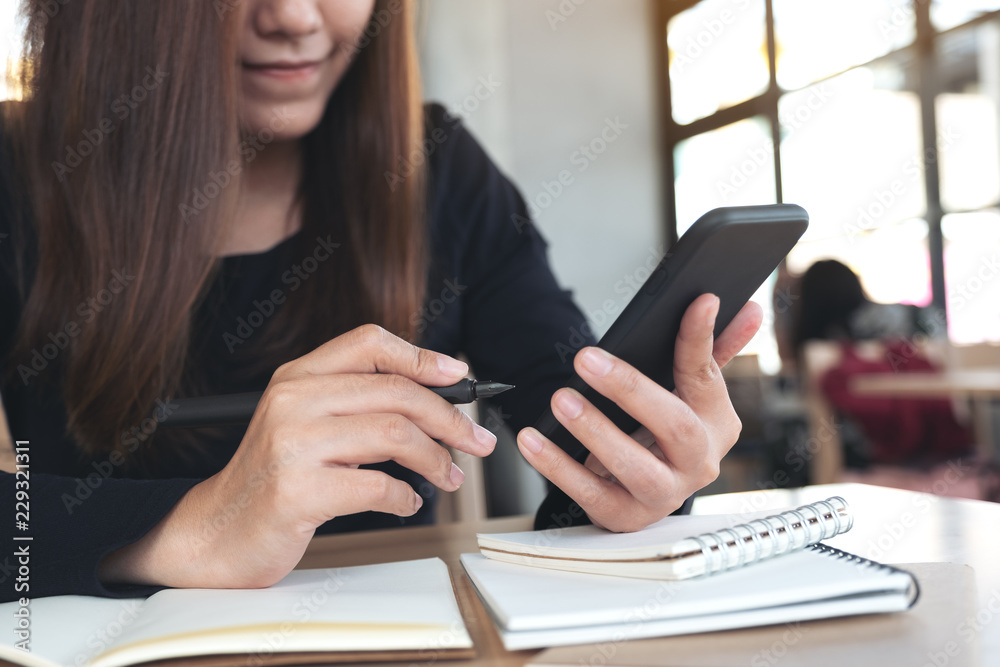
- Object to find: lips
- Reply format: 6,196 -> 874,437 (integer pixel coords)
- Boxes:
242,58 -> 325,81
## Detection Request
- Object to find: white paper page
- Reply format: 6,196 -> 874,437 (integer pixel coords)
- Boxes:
0,595 -> 147,667
93,558 -> 470,667
505,591 -> 915,651
461,548 -> 914,632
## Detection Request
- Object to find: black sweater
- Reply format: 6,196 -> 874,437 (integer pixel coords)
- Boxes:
0,104 -> 597,601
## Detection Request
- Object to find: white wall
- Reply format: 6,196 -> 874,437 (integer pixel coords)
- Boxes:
418,0 -> 665,338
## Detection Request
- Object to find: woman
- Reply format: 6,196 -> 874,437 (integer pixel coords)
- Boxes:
790,259 -> 971,466
792,259 -> 928,353
0,0 -> 760,600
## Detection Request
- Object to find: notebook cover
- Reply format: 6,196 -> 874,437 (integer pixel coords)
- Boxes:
527,562 -> 977,667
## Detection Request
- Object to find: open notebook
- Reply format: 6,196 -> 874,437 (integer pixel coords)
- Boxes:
477,497 -> 853,580
462,544 -> 919,651
0,558 -> 472,667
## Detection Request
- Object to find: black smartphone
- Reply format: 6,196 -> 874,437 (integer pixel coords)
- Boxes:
534,203 -> 809,453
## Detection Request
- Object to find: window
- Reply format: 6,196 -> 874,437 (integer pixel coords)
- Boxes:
658,0 -> 1000,371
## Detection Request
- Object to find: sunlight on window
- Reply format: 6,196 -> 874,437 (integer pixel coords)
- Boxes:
673,116 -> 776,235
667,0 -> 769,126
932,0 -> 1000,32
937,23 -> 1000,212
773,0 -> 915,92
782,66 -> 925,260
943,210 -> 1000,342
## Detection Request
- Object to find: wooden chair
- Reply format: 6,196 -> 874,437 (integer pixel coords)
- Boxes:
943,342 -> 1000,459
799,341 -> 847,484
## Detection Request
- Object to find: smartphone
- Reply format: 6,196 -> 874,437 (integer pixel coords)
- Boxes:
534,203 -> 809,454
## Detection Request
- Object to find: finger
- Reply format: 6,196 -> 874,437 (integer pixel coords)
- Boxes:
713,301 -> 763,368
549,387 -> 676,502
292,414 -> 464,492
317,468 -> 424,518
259,373 -> 496,456
671,293 -> 730,412
584,452 -> 612,479
516,427 -> 646,532
571,347 -> 711,475
279,323 -> 468,385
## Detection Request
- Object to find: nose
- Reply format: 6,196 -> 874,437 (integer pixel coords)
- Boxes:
253,0 -> 323,38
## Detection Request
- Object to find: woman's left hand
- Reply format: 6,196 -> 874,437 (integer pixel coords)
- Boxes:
517,293 -> 763,532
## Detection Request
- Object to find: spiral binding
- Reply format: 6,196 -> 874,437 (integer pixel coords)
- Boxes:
689,496 -> 852,576
806,543 -> 922,606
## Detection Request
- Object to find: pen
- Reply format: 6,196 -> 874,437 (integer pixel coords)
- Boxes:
162,378 -> 514,428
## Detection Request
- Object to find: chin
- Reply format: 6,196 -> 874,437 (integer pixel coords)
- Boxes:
240,99 -> 328,141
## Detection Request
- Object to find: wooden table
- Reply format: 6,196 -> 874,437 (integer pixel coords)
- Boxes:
297,483 -> 1000,666
850,368 -> 1000,399
850,368 -> 1000,458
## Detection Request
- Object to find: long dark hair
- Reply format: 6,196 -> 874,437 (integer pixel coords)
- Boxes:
4,0 -> 427,458
792,259 -> 868,352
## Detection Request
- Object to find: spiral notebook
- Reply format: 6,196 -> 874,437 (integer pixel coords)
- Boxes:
461,544 -> 919,650
477,497 -> 853,580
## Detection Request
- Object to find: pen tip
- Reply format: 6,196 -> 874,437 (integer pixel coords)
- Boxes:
475,381 -> 515,399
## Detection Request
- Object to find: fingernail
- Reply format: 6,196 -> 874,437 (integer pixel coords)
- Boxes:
555,389 -> 584,419
706,295 -> 720,327
413,491 -> 424,511
437,356 -> 468,377
580,347 -> 614,376
520,428 -> 543,454
474,424 -> 497,451
449,462 -> 465,489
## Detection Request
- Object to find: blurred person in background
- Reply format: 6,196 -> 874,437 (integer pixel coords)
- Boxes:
792,259 -> 930,350
790,259 -> 973,469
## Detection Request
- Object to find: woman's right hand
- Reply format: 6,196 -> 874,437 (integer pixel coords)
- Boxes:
97,324 -> 496,589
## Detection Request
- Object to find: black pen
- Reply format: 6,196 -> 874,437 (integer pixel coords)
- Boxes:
162,378 -> 514,428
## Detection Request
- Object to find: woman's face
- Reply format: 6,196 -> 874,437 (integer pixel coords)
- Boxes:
239,0 -> 376,140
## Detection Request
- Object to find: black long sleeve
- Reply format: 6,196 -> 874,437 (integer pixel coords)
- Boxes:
0,471 -> 199,599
